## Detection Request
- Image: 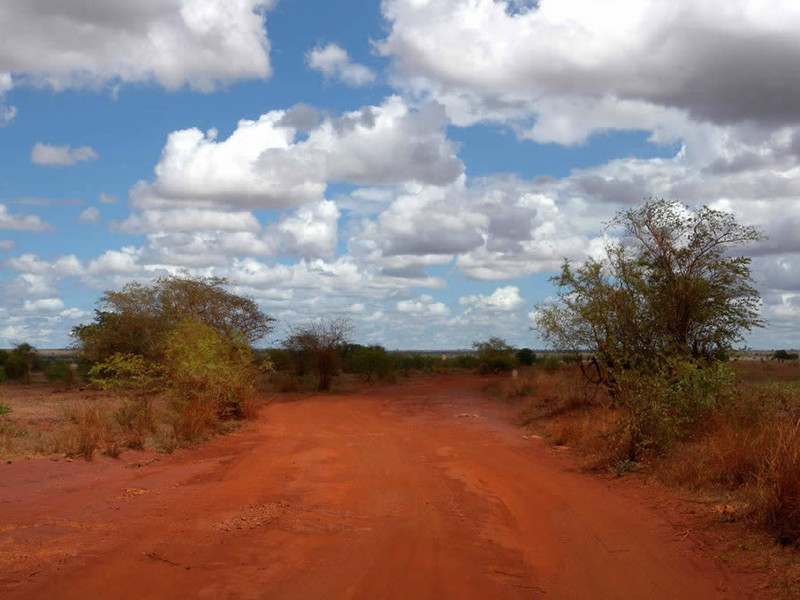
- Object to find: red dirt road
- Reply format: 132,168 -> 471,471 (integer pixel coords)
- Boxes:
1,375 -> 765,599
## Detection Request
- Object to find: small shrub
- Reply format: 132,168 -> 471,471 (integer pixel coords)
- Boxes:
168,396 -> 220,443
155,432 -> 178,454
59,401 -> 114,461
103,437 -> 123,459
614,359 -> 735,460
450,354 -> 479,370
0,403 -> 10,419
3,343 -> 43,383
283,316 -> 352,392
609,458 -> 639,477
114,398 -> 156,449
473,337 -> 517,374
516,348 -> 537,366
4,353 -> 30,382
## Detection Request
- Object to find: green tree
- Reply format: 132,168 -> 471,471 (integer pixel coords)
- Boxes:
534,200 -> 765,458
536,199 -> 764,390
283,316 -> 352,391
73,275 -> 274,363
515,348 -> 537,366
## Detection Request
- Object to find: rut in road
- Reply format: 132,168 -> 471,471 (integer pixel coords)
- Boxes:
1,374 -> 763,599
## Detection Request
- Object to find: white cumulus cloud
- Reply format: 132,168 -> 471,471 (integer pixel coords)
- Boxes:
78,207 -> 101,224
0,0 -> 275,92
307,43 -> 375,86
396,295 -> 450,317
118,208 -> 262,234
132,96 -> 463,210
99,193 -> 118,204
459,286 -> 524,311
379,0 -> 800,143
31,143 -> 99,166
23,298 -> 65,313
0,204 -> 53,232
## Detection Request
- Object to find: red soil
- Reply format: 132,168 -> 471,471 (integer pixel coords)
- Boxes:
0,375 -> 767,599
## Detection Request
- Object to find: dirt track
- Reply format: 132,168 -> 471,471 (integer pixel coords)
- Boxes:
1,375 -> 765,599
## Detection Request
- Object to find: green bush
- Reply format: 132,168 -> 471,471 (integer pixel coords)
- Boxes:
450,354 -> 479,369
4,354 -> 29,382
88,353 -> 161,392
163,319 -> 258,428
393,353 -> 439,373
344,344 -> 394,382
73,275 -> 274,365
614,359 -> 735,460
473,337 -> 517,374
0,403 -> 11,419
516,348 -> 537,366
0,366 -> 6,384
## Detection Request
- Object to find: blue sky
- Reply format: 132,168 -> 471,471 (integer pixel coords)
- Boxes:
1,0 -> 800,350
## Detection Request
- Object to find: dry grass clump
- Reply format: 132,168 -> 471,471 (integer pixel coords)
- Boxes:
658,382 -> 800,544
0,418 -> 31,457
505,366 -> 602,420
167,396 -> 222,443
543,408 -> 621,469
56,401 -> 119,460
113,396 -> 157,449
748,418 -> 800,544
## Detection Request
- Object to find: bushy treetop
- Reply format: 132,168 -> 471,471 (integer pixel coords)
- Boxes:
73,275 -> 274,363
536,199 -> 765,387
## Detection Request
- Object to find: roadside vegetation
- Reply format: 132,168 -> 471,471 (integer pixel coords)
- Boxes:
1,275 -> 273,460
480,199 -> 800,573
493,359 -> 800,593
